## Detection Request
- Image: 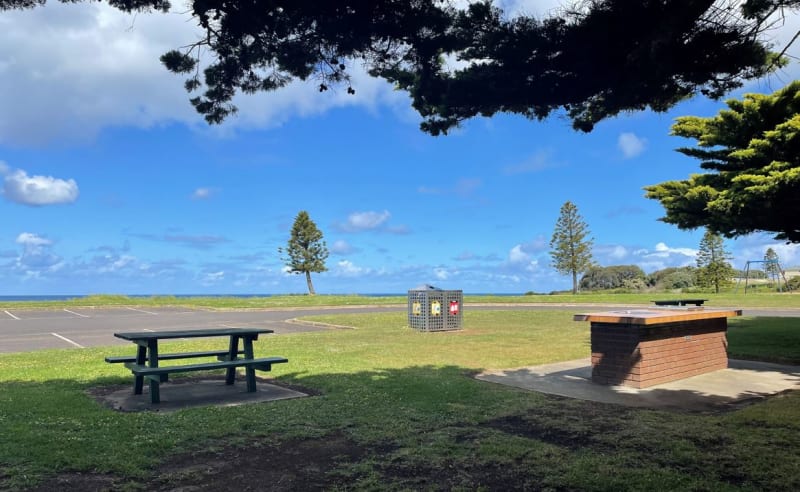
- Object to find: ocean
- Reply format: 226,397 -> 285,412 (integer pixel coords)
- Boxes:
0,293 -> 524,302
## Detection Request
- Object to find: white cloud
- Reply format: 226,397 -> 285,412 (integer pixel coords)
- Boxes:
192,187 -> 216,200
201,271 -> 225,285
96,254 -> 136,273
337,210 -> 392,232
16,232 -> 52,247
2,168 -> 79,206
651,242 -> 697,258
495,0 -> 566,17
596,244 -> 629,261
13,232 -> 63,276
730,233 -> 800,269
434,267 -> 450,280
0,2 -> 408,146
335,260 -> 369,277
330,239 -> 357,255
618,132 -> 647,158
508,244 -> 531,264
619,241 -> 699,272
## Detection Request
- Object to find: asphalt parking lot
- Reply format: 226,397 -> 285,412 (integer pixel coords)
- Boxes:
0,305 -> 403,354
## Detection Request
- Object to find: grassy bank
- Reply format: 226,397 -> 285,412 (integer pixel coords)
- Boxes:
1,311 -> 798,489
0,291 -> 797,310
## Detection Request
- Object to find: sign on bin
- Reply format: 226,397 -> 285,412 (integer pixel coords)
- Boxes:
449,301 -> 459,316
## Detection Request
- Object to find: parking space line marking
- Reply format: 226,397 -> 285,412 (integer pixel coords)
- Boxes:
142,328 -> 155,332
63,308 -> 89,318
126,307 -> 159,315
4,310 -> 20,320
51,332 -> 85,348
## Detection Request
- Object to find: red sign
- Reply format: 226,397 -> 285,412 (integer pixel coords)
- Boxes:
449,301 -> 459,316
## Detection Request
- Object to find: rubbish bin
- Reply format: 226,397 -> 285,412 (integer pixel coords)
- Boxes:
407,284 -> 463,331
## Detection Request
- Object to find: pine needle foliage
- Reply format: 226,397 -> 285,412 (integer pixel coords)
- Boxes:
549,201 -> 594,294
695,229 -> 735,293
280,211 -> 328,296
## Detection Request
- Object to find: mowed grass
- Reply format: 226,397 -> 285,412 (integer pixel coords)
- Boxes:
0,290 -> 797,310
1,311 -> 799,490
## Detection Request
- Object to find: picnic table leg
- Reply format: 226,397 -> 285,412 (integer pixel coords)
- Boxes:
225,335 -> 240,385
243,336 -> 256,393
134,344 -> 146,395
148,340 -> 161,404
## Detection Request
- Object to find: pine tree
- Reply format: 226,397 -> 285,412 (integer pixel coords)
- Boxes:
645,82 -> 800,243
763,247 -> 781,284
550,201 -> 594,294
695,230 -> 734,293
279,211 -> 328,295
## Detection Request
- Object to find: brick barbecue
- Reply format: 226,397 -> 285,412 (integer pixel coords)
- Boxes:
574,308 -> 742,388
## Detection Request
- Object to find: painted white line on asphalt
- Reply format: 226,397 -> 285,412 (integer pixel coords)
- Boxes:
126,307 -> 159,315
51,332 -> 85,348
142,328 -> 155,332
4,310 -> 20,320
63,308 -> 89,318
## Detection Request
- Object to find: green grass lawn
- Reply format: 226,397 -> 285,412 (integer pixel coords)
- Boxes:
0,291 -> 797,310
1,311 -> 799,490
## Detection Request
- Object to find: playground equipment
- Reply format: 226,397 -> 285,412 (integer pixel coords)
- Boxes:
736,259 -> 792,293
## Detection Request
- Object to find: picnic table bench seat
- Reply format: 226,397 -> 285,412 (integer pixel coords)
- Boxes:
124,356 -> 288,377
104,349 -> 245,364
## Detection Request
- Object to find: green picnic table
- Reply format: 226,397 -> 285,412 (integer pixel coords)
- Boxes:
106,327 -> 288,403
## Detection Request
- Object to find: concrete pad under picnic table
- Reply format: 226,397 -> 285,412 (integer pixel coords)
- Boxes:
476,358 -> 800,413
94,376 -> 309,413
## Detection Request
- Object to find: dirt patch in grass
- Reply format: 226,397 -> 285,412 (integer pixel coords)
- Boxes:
24,433 -> 370,492
16,391 -> 799,491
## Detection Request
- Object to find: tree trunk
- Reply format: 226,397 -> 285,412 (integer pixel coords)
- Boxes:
572,270 -> 578,294
305,271 -> 316,296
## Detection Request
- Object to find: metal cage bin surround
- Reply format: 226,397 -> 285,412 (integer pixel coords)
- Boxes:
407,285 -> 463,331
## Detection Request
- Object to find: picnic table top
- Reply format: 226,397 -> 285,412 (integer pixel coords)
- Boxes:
114,327 -> 274,341
573,308 -> 742,325
651,298 -> 708,304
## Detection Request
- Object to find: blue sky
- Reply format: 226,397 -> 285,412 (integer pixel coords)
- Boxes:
1,1 -> 799,295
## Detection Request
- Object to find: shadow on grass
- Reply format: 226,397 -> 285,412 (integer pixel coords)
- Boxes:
3,363 -> 800,491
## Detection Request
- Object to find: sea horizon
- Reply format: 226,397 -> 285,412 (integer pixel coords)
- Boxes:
0,293 -> 528,302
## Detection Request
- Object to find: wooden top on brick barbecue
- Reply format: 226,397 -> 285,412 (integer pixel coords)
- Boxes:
573,308 -> 742,325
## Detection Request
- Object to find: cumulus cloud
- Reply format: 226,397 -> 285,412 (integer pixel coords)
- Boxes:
16,232 -> 52,248
618,132 -> 647,158
1,167 -> 79,206
434,267 -> 450,280
730,233 -> 800,269
651,242 -> 697,258
335,210 -> 407,234
595,244 -> 629,262
335,260 -> 369,277
14,232 -> 63,276
622,241 -> 698,272
0,2 -> 408,146
508,244 -> 531,264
